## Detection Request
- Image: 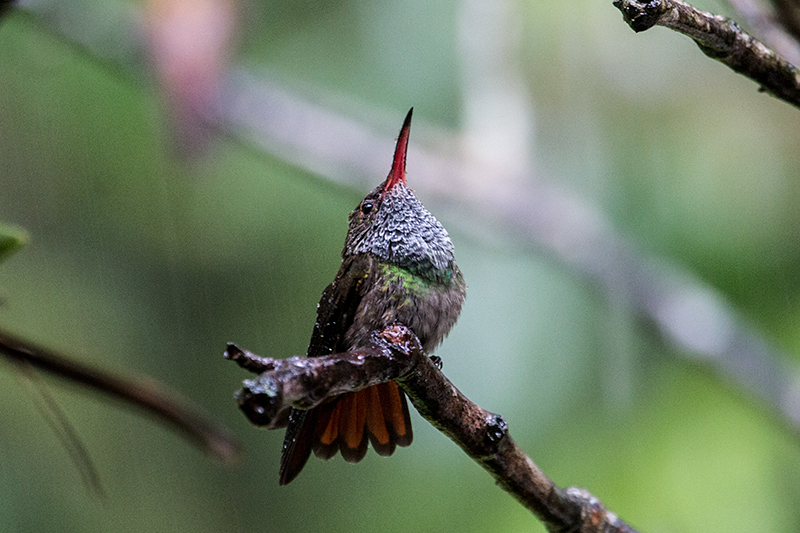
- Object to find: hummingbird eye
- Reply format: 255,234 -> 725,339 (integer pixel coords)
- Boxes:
360,201 -> 374,215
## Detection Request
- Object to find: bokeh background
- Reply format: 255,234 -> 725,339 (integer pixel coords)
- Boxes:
2,0 -> 800,531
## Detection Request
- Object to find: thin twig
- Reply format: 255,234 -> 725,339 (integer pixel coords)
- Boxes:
15,361 -> 105,498
614,0 -> 800,108
0,329 -> 241,463
228,324 -> 639,533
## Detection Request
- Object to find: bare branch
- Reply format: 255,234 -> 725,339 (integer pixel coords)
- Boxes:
0,329 -> 241,463
614,0 -> 800,109
228,325 -> 639,533
227,331 -> 419,430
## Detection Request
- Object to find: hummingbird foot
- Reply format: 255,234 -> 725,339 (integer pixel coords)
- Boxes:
429,355 -> 443,369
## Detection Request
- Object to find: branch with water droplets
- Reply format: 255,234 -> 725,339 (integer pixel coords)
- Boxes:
227,324 -> 639,533
613,0 -> 800,109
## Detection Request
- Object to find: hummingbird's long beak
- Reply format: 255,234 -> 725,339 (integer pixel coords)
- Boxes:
382,108 -> 413,193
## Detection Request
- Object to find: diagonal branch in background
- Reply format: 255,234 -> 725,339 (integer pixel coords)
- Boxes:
14,0 -> 800,444
220,71 -> 800,439
613,0 -> 800,109
227,324 -> 639,533
0,329 -> 241,463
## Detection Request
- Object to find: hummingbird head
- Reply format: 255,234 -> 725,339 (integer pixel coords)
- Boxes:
343,108 -> 455,276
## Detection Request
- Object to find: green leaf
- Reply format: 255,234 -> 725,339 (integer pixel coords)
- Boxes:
0,223 -> 28,262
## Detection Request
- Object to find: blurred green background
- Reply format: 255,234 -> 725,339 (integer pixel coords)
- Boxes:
2,0 -> 800,531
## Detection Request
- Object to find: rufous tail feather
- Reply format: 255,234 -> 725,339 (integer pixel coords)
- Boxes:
278,382 -> 412,485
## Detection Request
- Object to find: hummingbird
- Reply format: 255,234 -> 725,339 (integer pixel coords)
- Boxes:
279,108 -> 466,485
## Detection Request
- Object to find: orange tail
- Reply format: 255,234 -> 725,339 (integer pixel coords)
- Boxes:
279,382 -> 412,485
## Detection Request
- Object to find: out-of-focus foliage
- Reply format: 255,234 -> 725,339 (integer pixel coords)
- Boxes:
0,223 -> 27,262
1,1 -> 800,532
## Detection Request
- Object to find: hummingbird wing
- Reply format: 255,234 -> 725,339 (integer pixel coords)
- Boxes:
278,255 -> 413,485
279,255 -> 371,484
306,255 -> 373,359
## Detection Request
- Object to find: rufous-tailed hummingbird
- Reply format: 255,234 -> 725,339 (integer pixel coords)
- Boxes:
279,108 -> 466,485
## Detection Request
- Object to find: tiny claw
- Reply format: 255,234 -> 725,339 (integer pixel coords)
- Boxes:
429,355 -> 443,369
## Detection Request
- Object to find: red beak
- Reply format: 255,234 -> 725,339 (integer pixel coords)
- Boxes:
382,108 -> 413,193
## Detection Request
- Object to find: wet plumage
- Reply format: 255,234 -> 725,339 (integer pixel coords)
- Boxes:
279,109 -> 466,485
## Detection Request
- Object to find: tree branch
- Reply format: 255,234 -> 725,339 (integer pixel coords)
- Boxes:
614,0 -> 800,109
227,325 -> 639,533
0,329 -> 241,463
